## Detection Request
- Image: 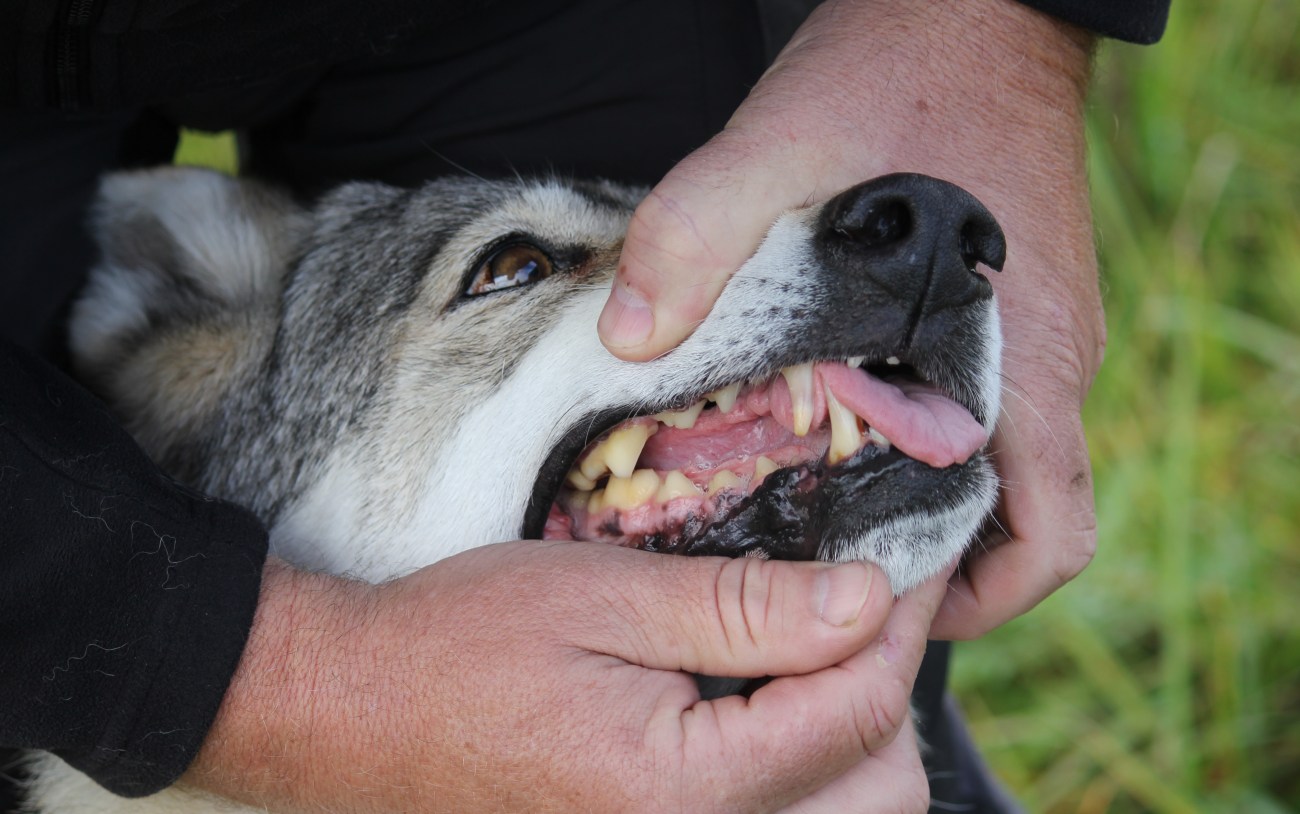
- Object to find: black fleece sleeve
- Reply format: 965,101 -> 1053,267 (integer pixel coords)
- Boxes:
0,341 -> 268,797
1016,0 -> 1171,44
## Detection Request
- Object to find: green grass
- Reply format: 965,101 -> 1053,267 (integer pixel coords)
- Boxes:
172,1 -> 1299,808
949,1 -> 1300,811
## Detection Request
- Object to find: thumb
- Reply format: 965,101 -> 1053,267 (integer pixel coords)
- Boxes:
598,133 -> 801,361
581,551 -> 894,679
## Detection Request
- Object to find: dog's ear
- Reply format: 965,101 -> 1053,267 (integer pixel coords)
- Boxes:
69,167 -> 309,461
71,167 -> 307,371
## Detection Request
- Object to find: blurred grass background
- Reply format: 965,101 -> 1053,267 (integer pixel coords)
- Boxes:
174,0 -> 1298,810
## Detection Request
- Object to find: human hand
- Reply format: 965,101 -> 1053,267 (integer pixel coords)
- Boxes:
598,0 -> 1103,638
185,545 -> 946,813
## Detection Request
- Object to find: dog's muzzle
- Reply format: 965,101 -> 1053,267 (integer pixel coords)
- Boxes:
531,174 -> 1005,565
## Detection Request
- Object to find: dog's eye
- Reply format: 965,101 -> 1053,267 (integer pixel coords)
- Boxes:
466,244 -> 554,296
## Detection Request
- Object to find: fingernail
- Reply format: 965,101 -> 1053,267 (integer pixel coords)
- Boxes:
598,279 -> 654,349
815,562 -> 874,627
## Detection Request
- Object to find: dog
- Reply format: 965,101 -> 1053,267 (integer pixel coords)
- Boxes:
24,167 -> 1005,813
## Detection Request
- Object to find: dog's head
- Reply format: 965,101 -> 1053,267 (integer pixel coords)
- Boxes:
72,168 -> 1003,594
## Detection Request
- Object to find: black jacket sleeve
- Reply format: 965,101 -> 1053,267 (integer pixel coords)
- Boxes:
0,340 -> 268,797
1016,0 -> 1171,44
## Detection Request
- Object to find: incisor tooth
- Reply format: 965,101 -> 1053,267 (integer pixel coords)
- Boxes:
581,422 -> 658,481
846,356 -> 866,369
604,469 -> 661,510
587,488 -> 605,514
707,382 -> 742,414
781,363 -> 815,436
707,470 -> 744,496
754,455 -> 779,482
655,399 -> 706,430
868,427 -> 892,450
825,384 -> 864,466
886,356 -> 901,366
656,470 -> 703,502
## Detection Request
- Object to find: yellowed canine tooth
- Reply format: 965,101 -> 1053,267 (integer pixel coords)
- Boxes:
706,382 -> 742,414
781,362 -> 815,436
825,384 -> 864,466
604,469 -> 661,510
707,470 -> 744,496
754,455 -> 780,482
655,399 -> 706,430
656,470 -> 703,502
580,422 -> 658,481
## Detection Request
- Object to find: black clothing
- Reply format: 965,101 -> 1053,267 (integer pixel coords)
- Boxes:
0,342 -> 267,796
2,0 -> 1167,808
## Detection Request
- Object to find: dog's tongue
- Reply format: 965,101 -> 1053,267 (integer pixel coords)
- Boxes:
785,363 -> 988,468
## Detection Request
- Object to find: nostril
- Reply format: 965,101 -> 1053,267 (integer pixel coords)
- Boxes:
959,228 -> 980,274
835,198 -> 912,250
959,216 -> 1007,274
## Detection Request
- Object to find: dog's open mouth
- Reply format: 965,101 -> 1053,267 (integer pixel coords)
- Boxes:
533,357 -> 989,560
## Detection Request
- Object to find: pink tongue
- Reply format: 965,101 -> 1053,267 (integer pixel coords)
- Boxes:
805,363 -> 988,468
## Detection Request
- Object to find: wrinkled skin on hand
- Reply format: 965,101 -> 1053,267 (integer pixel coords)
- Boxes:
600,0 -> 1103,642
187,547 -> 946,813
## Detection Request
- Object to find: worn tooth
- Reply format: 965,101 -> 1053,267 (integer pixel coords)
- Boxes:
868,427 -> 892,450
656,470 -> 703,502
655,399 -> 706,430
707,470 -> 744,496
566,468 -> 598,491
886,356 -> 901,366
707,382 -> 742,414
580,422 -> 657,481
754,455 -> 780,482
781,363 -> 815,436
846,356 -> 866,369
825,384 -> 865,466
604,470 -> 661,510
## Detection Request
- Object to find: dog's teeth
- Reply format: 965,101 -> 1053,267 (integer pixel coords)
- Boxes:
781,363 -> 816,436
655,399 -> 706,430
656,470 -> 703,502
581,423 -> 657,481
825,384 -> 864,466
886,356 -> 901,366
707,470 -> 744,496
754,455 -> 779,483
603,469 -> 661,510
565,469 -> 598,491
846,356 -> 866,369
587,488 -> 605,514
706,382 -> 742,414
868,427 -> 892,450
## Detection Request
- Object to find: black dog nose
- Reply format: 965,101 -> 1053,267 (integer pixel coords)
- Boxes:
821,173 -> 1005,315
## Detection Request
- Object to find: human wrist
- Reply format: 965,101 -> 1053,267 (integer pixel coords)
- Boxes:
185,557 -> 381,809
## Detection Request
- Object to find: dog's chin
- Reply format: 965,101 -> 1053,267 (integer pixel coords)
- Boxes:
523,358 -> 996,591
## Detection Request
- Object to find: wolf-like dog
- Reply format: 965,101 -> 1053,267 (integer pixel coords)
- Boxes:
26,167 -> 1006,813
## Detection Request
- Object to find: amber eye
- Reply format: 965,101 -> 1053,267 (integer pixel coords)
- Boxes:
466,244 -> 554,296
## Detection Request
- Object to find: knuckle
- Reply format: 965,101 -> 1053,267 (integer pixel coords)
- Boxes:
851,679 -> 909,750
711,557 -> 771,657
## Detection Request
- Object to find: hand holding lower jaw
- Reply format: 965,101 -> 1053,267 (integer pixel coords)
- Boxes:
187,547 -> 946,813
